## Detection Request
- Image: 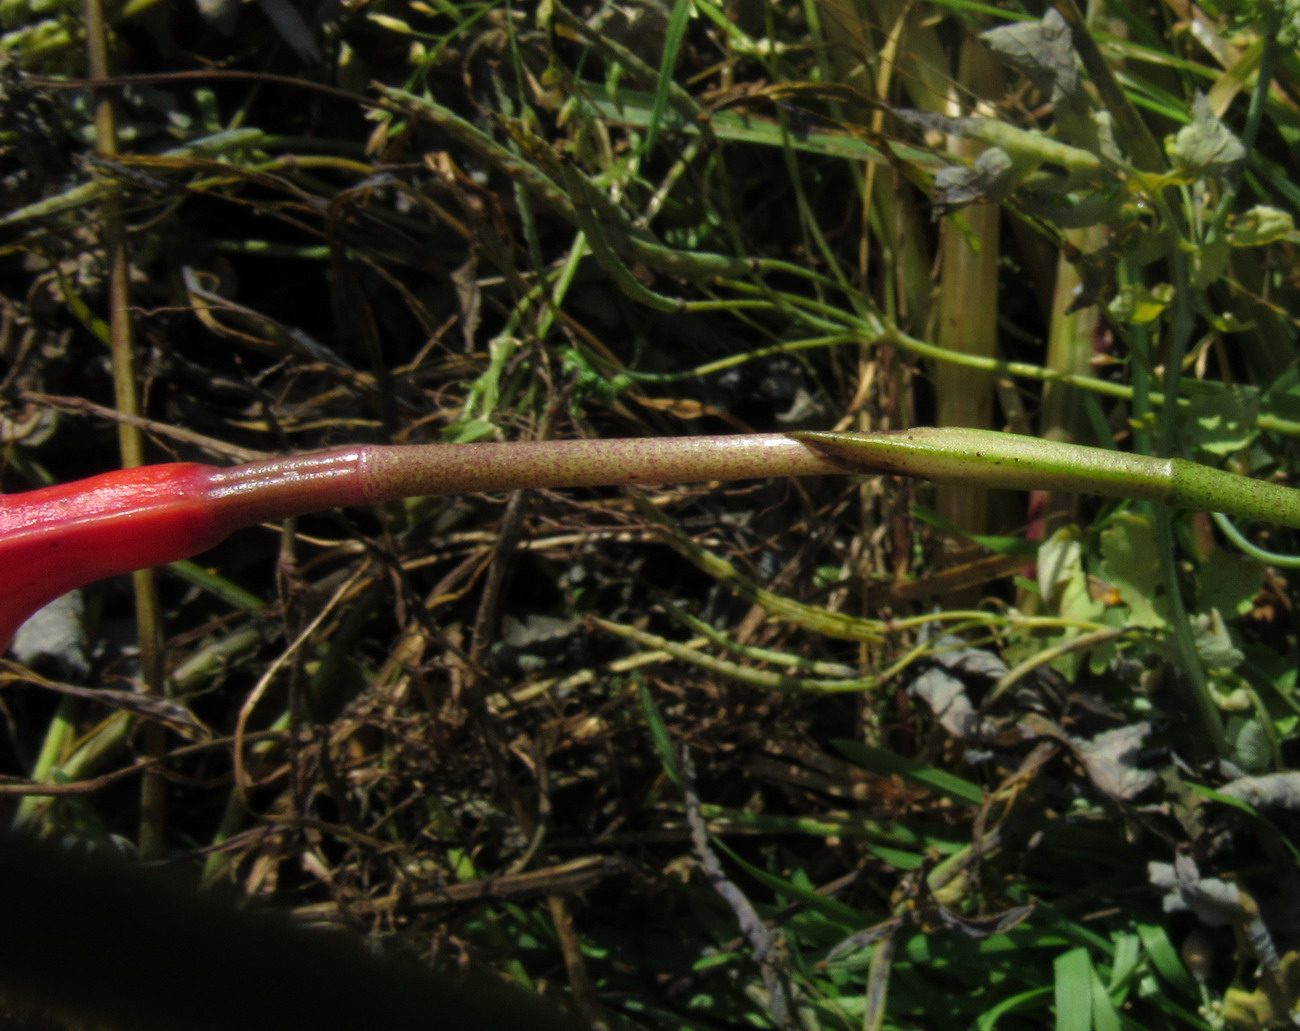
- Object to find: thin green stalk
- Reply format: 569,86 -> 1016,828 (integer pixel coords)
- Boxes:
1150,218 -> 1227,758
13,699 -> 78,830
594,618 -> 878,693
600,323 -> 1300,437
1205,4 -> 1279,246
1155,515 -> 1228,758
1210,513 -> 1300,567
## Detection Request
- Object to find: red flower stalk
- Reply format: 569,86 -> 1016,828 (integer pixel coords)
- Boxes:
0,435 -> 845,651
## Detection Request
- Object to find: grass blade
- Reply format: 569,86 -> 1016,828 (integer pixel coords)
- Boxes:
645,0 -> 693,154
1054,946 -> 1093,1031
832,739 -> 984,807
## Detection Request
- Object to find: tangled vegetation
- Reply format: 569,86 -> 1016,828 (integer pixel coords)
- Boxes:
3,1 -> 1300,1028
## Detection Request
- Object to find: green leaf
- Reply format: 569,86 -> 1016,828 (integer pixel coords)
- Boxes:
1031,529 -> 1108,679
710,838 -> 866,927
1196,550 -> 1264,618
1037,527 -> 1084,604
1169,93 -> 1245,175
1090,959 -> 1122,1031
1190,609 -> 1243,669
832,740 -> 984,807
1190,238 -> 1230,290
644,0 -> 693,153
1225,715 -> 1271,774
1280,0 -> 1300,46
977,986 -> 1054,1030
1107,933 -> 1141,995
1261,367 -> 1300,424
1099,513 -> 1166,628
1135,921 -> 1199,998
637,680 -> 682,787
1180,384 -> 1260,457
1106,283 -> 1172,325
1054,947 -> 1092,1031
1229,205 -> 1296,246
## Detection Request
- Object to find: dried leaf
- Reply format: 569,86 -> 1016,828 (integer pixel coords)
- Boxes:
981,9 -> 1087,133
1221,951 -> 1300,1031
826,919 -> 900,962
911,668 -> 985,739
934,902 -> 1034,939
893,109 -> 972,139
910,638 -> 1007,740
1152,857 -> 1280,978
10,593 -> 89,677
1,667 -> 211,740
1219,772 -> 1300,811
932,147 -> 1017,214
1075,723 -> 1157,800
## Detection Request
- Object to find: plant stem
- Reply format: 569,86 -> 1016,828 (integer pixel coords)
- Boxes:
792,428 -> 1300,529
6,429 -> 1300,657
0,436 -> 842,652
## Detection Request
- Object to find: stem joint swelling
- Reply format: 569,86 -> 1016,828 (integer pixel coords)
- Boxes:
2,428 -> 1297,650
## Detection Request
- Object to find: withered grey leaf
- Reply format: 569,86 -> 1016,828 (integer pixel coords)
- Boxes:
981,10 -> 1079,109
933,148 -> 1017,215
193,0 -> 240,33
912,668 -> 984,739
894,109 -> 976,139
910,637 -> 1006,738
1092,111 -> 1123,164
12,673 -> 211,740
1074,723 -> 1157,800
501,614 -> 579,649
451,257 -> 482,352
826,918 -> 901,962
1219,772 -> 1300,810
10,593 -> 89,677
1151,855 -> 1248,926
1150,856 -> 1279,971
935,903 -> 1034,939
255,0 -> 321,62
925,636 -> 1009,678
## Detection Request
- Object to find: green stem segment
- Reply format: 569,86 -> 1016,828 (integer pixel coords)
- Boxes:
791,428 -> 1300,529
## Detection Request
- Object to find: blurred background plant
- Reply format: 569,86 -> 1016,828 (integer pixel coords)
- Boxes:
3,0 -> 1300,1028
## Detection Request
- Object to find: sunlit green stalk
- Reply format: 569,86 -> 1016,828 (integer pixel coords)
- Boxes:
793,428 -> 1300,529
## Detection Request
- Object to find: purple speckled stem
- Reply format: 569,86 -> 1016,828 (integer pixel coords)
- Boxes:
203,435 -> 844,529
0,436 -> 841,651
